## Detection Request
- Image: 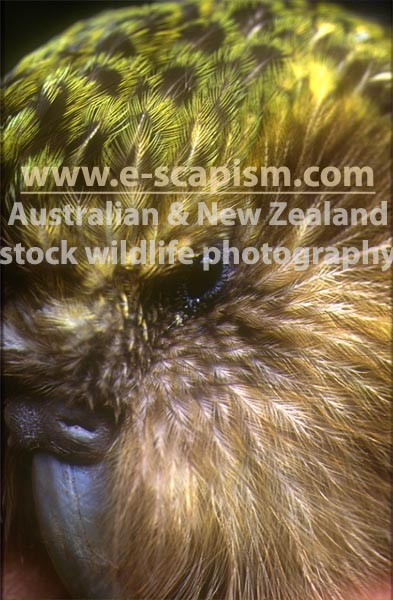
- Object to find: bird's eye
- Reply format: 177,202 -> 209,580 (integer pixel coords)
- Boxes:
181,252 -> 231,312
151,246 -> 232,320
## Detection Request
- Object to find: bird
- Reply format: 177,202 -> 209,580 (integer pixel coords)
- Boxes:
2,1 -> 392,599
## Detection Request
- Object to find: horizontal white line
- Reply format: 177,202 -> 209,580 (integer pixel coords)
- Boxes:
20,191 -> 376,195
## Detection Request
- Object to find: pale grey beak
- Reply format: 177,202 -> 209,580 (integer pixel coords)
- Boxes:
32,453 -> 121,599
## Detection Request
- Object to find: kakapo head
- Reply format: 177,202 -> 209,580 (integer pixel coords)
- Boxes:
2,1 -> 392,599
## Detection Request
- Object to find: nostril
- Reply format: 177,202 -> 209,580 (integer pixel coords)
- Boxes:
59,418 -> 98,433
49,405 -> 118,461
58,420 -> 100,439
55,414 -> 116,455
5,397 -> 119,462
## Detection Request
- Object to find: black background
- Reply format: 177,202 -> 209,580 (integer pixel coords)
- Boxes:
1,0 -> 392,75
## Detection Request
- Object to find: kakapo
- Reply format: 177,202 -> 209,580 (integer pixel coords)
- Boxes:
2,1 -> 392,599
